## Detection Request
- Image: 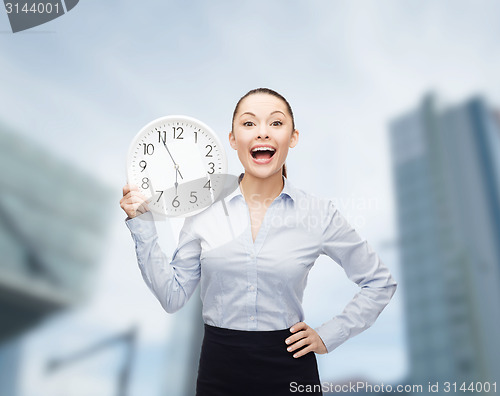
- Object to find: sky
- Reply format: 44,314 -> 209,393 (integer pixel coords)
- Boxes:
1,1 -> 500,395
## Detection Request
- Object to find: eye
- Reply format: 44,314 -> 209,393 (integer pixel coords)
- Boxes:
243,121 -> 255,127
271,120 -> 283,127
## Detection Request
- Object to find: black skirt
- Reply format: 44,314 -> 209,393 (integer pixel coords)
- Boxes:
196,324 -> 323,396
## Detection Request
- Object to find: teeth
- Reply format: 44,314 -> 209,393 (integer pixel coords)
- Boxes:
251,147 -> 276,152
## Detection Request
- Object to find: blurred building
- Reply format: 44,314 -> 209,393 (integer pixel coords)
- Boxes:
0,124 -> 113,395
389,94 -> 500,394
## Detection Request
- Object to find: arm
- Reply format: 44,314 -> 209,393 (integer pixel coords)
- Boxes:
125,211 -> 201,314
313,201 -> 397,353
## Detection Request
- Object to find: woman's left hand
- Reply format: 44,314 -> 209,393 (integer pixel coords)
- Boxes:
285,322 -> 328,358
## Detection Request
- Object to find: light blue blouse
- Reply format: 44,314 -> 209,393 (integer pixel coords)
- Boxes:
125,173 -> 397,353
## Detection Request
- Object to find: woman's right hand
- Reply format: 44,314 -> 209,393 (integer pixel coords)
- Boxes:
120,184 -> 150,219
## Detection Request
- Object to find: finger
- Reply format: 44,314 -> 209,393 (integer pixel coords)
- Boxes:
123,184 -> 139,196
137,200 -> 150,210
122,184 -> 135,195
285,329 -> 308,345
135,205 -> 147,215
287,337 -> 309,353
289,322 -> 307,333
128,189 -> 147,198
126,201 -> 149,217
121,200 -> 149,215
123,191 -> 149,202
292,344 -> 314,359
129,204 -> 150,216
124,195 -> 149,205
133,191 -> 149,201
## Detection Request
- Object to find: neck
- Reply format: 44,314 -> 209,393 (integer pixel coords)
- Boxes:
239,171 -> 284,207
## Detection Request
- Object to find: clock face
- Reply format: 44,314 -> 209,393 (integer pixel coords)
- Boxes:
126,115 -> 228,218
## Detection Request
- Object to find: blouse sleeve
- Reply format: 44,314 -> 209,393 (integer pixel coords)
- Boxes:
313,201 -> 398,353
125,211 -> 201,314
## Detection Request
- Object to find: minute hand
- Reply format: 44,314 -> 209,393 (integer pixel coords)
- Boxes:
162,140 -> 184,193
162,140 -> 178,167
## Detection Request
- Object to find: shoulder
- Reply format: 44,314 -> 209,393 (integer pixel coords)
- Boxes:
287,180 -> 334,217
285,181 -> 342,235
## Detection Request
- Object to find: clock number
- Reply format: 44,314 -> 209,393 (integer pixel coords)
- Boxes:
172,196 -> 180,208
204,179 -> 211,190
139,160 -> 147,172
172,127 -> 184,139
155,190 -> 164,203
143,143 -> 154,155
142,177 -> 149,189
207,162 -> 215,174
205,145 -> 213,157
158,131 -> 167,144
190,191 -> 198,203
194,131 -> 198,143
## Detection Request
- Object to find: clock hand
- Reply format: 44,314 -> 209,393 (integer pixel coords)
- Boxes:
162,140 -> 177,167
162,140 -> 184,195
174,164 -> 178,195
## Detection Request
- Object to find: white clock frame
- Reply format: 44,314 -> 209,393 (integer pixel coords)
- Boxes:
126,115 -> 228,218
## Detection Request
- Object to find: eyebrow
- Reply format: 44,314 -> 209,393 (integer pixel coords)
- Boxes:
239,111 -> 286,118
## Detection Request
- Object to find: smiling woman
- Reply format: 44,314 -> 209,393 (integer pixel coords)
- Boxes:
120,87 -> 398,396
230,87 -> 297,178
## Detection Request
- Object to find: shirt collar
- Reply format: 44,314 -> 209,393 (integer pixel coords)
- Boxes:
224,172 -> 297,204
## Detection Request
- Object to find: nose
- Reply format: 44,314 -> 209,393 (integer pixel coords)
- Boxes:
257,124 -> 269,139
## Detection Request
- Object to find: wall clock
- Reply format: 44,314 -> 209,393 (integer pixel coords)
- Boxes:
126,115 -> 228,217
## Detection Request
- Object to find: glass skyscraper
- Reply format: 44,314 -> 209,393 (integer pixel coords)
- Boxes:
0,124 -> 113,395
389,94 -> 500,394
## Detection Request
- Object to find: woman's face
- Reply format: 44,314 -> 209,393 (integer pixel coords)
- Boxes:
229,93 -> 299,180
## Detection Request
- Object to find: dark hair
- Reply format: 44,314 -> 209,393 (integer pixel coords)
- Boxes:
231,88 -> 295,179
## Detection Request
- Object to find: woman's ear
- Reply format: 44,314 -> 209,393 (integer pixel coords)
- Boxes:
229,131 -> 237,150
289,129 -> 299,148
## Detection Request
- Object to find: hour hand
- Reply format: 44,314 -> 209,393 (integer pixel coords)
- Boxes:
176,166 -> 183,180
174,165 -> 183,195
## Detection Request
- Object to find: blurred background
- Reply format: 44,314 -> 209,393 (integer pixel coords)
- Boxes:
1,1 -> 499,395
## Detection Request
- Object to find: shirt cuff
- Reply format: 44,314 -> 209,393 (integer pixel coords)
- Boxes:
125,211 -> 157,239
314,319 -> 348,354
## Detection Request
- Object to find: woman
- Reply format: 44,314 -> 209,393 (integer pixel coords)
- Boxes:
120,88 -> 398,395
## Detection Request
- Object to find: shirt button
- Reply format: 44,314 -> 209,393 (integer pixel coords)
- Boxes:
250,316 -> 255,321
249,285 -> 255,291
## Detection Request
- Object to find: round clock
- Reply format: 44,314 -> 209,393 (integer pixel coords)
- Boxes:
126,115 -> 228,218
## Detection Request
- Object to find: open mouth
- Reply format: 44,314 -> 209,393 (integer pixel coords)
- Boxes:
250,147 -> 276,161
